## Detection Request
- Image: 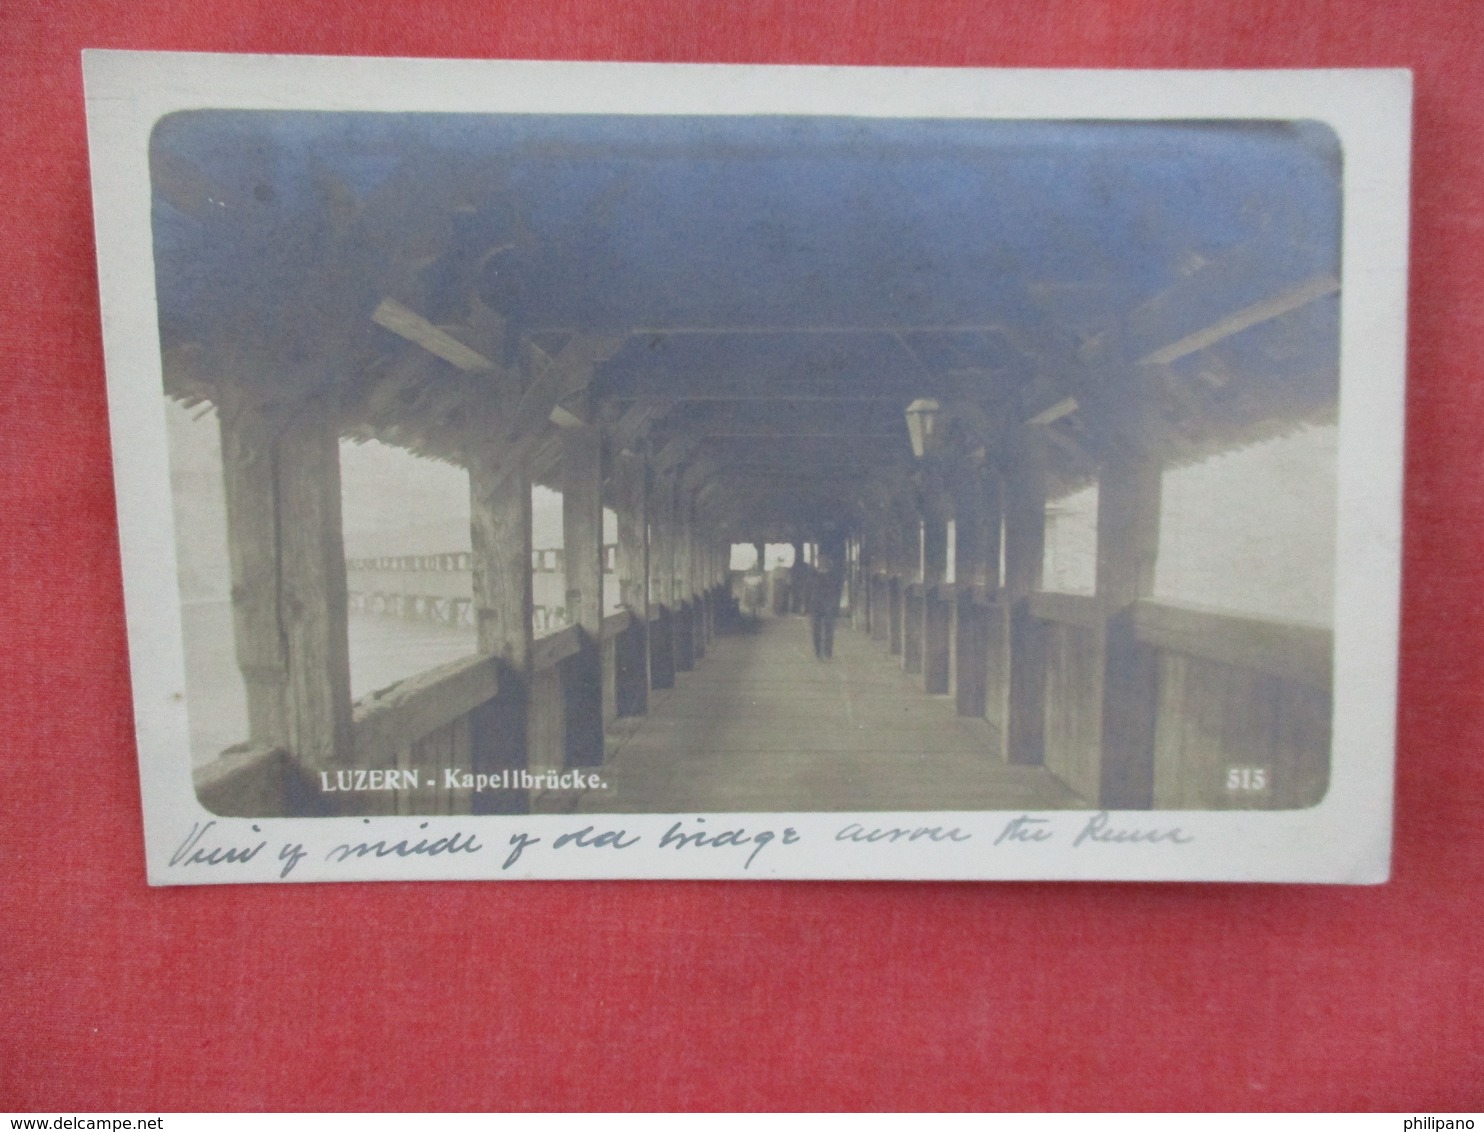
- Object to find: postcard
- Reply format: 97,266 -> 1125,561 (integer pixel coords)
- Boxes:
83,52 -> 1410,883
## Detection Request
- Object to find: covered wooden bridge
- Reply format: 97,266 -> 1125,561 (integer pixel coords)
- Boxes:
157,110 -> 1339,817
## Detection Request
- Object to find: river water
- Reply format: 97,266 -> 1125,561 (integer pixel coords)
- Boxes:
182,600 -> 476,766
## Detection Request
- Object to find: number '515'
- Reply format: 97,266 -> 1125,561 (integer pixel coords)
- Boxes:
1227,766 -> 1268,791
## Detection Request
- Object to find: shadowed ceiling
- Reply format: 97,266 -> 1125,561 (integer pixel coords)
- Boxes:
150,110 -> 1342,540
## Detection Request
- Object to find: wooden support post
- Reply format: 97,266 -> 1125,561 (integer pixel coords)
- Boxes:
844,537 -> 857,626
697,534 -> 709,650
704,540 -> 718,642
951,465 -> 995,717
865,523 -> 887,641
673,486 -> 695,673
688,511 -> 705,660
961,465 -> 997,721
469,447 -> 534,814
904,586 -> 924,673
219,404 -> 289,750
924,593 -> 951,692
888,577 -> 904,657
219,400 -> 352,771
791,540 -> 805,614
706,540 -> 719,639
561,420 -> 605,767
902,516 -> 925,674
1004,429 -> 1048,767
614,452 -> 649,717
1096,446 -> 1163,809
649,469 -> 676,690
277,407 -> 354,770
922,501 -> 950,694
718,540 -> 728,631
881,506 -> 902,655
854,535 -> 869,632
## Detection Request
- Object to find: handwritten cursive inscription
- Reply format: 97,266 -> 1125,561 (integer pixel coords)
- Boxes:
553,825 -> 641,851
994,815 -> 1053,845
325,822 -> 482,864
1072,811 -> 1193,848
167,809 -> 1207,882
835,822 -> 972,845
660,817 -> 800,869
169,821 -> 266,868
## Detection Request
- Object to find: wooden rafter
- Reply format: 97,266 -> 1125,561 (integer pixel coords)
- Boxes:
1137,275 -> 1340,368
372,298 -> 499,373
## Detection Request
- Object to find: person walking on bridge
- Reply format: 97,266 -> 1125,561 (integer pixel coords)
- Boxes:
809,553 -> 844,660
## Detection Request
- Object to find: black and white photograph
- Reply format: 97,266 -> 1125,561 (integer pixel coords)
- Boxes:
85,55 -> 1410,882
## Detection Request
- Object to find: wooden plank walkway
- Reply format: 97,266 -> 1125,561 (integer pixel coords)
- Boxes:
543,612 -> 1085,814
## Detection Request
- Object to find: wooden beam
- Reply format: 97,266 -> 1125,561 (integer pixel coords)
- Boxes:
672,487 -> 696,671
1138,275 -> 1340,367
471,452 -> 534,666
1003,432 -> 1046,598
608,387 -> 917,403
614,454 -> 650,618
1114,234 -> 1340,367
698,429 -> 903,440
1096,449 -> 1163,608
562,420 -> 605,635
609,401 -> 671,454
273,403 -> 354,769
653,432 -> 704,471
561,416 -> 606,766
679,457 -> 720,493
1003,428 -> 1048,767
614,451 -> 651,717
669,400 -> 909,438
1096,442 -> 1164,809
648,470 -> 677,690
610,324 -> 1016,336
549,403 -> 587,429
218,402 -> 288,748
505,332 -> 625,446
372,298 -> 498,373
696,435 -> 908,461
1026,396 -> 1079,426
468,444 -> 534,810
951,467 -> 1000,719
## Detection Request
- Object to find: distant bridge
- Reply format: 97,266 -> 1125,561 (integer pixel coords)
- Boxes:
347,547 -> 618,634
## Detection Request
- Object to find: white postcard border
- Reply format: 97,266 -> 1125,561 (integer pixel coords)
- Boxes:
82,52 -> 1411,884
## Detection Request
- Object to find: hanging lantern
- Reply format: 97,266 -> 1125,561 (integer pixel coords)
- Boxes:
905,398 -> 942,459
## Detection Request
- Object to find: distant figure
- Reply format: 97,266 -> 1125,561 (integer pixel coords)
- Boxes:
791,554 -> 811,615
809,554 -> 844,660
770,562 -> 791,616
743,566 -> 765,620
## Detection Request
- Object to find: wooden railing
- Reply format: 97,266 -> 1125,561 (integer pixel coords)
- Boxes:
1026,592 -> 1105,804
193,744 -> 327,817
1129,600 -> 1331,689
528,610 -> 642,775
1130,600 -> 1332,809
857,570 -> 1334,813
1018,592 -> 1331,810
192,590 -> 701,818
353,653 -> 503,765
1027,591 -> 1102,630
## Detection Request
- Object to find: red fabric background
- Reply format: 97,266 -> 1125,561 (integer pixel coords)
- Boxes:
1,0 -> 1480,1113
